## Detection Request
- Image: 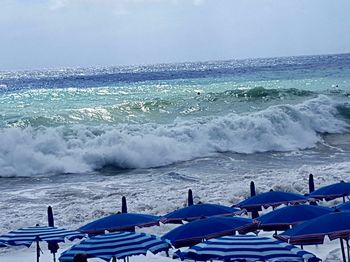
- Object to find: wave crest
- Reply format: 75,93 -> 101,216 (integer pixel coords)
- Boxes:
0,95 -> 348,177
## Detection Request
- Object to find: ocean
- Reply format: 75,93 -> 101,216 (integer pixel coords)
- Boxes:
0,53 -> 350,235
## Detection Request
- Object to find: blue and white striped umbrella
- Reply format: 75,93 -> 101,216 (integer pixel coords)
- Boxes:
59,231 -> 171,262
0,225 -> 85,262
0,225 -> 85,247
175,235 -> 320,262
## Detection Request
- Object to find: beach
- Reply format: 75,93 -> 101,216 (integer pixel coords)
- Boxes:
0,54 -> 350,261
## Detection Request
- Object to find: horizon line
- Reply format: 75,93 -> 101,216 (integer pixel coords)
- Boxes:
1,51 -> 349,73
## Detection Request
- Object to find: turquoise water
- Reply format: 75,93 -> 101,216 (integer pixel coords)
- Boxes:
0,54 -> 350,177
0,54 -> 350,240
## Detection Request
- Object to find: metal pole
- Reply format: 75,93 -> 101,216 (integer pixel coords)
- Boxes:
347,239 -> 350,262
36,240 -> 40,262
340,238 -> 347,262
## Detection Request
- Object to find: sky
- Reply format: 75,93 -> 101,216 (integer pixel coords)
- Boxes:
0,0 -> 350,70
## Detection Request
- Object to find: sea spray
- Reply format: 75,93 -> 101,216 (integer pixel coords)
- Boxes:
0,95 -> 348,177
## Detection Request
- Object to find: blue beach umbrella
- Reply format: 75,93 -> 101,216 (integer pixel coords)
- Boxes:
308,181 -> 350,202
234,191 -> 308,212
0,225 -> 85,262
59,231 -> 171,262
79,196 -> 160,235
161,203 -> 241,224
277,211 -> 350,262
335,201 -> 350,211
175,234 -> 320,262
79,213 -> 160,235
255,205 -> 333,231
162,216 -> 253,248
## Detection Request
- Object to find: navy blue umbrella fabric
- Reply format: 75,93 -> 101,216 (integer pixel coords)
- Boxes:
277,211 -> 350,245
175,234 -> 320,262
234,191 -> 308,211
79,213 -> 160,234
59,231 -> 170,262
308,181 -> 350,201
161,203 -> 241,224
255,205 -> 333,231
335,201 -> 350,211
162,216 -> 253,248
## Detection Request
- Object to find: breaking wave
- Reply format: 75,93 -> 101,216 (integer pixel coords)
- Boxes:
0,95 -> 349,177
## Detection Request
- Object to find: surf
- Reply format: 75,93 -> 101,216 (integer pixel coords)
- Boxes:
0,95 -> 348,177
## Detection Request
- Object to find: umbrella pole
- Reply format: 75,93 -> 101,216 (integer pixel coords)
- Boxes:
36,240 -> 40,262
347,239 -> 350,262
53,253 -> 56,262
340,238 -> 346,262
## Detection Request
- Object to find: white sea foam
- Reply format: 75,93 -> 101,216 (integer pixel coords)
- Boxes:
0,95 -> 348,177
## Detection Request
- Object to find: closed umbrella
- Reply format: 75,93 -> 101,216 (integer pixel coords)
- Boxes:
175,234 -> 320,261
59,231 -> 170,262
162,216 -> 253,248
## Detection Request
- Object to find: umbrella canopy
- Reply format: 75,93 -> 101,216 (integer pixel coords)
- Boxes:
162,216 -> 253,248
161,203 -> 241,224
175,234 -> 320,262
276,211 -> 350,262
79,213 -> 160,235
255,205 -> 333,231
0,225 -> 84,247
308,181 -> 350,201
234,191 -> 308,211
276,211 -> 350,245
0,225 -> 85,262
335,201 -> 350,211
59,231 -> 170,262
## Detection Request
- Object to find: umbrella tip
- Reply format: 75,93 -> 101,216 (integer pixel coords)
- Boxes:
122,196 -> 127,213
188,189 -> 194,206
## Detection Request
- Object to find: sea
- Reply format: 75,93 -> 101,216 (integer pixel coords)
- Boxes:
0,53 -> 350,237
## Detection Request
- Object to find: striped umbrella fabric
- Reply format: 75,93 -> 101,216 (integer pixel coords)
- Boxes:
175,235 -> 320,262
59,231 -> 171,262
0,225 -> 85,247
